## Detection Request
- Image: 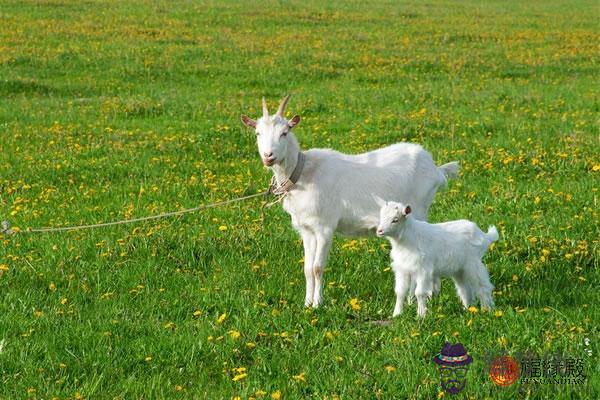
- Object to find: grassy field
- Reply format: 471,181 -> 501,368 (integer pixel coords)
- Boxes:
1,0 -> 598,399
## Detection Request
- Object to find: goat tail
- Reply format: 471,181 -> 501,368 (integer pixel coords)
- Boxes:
486,225 -> 499,243
435,161 -> 460,189
438,161 -> 460,180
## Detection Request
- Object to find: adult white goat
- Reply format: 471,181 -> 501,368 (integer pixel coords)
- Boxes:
376,201 -> 497,317
241,95 -> 459,307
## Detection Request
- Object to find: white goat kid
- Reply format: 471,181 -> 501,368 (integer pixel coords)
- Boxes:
376,201 -> 498,317
241,95 -> 459,307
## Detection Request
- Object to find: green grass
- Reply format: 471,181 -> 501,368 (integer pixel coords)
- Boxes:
0,0 -> 598,399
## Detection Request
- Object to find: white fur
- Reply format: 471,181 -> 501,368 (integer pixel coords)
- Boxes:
377,201 -> 497,317
241,97 -> 459,307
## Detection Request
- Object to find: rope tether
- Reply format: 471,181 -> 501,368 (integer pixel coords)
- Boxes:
1,151 -> 305,236
2,191 -> 268,235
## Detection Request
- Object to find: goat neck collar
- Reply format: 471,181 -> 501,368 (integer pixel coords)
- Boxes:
270,152 -> 305,195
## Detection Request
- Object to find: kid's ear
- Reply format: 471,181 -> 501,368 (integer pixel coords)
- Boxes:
403,205 -> 412,216
241,115 -> 257,129
288,115 -> 301,128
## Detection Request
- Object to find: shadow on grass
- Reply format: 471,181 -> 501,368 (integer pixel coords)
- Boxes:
0,79 -> 56,97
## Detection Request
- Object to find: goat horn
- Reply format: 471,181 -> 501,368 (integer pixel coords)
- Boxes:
276,94 -> 291,117
262,97 -> 269,118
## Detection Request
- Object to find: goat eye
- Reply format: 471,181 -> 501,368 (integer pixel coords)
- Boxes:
392,218 -> 399,223
255,131 -> 260,136
281,131 -> 288,137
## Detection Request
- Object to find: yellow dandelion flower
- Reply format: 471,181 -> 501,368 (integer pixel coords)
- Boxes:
292,371 -> 306,382
48,282 -> 56,291
467,306 -> 478,313
217,313 -> 227,324
0,264 -> 8,272
495,310 -> 503,317
228,330 -> 241,339
164,321 -> 175,330
384,365 -> 396,373
193,310 -> 202,317
232,373 -> 247,382
218,225 -> 228,231
255,389 -> 267,397
349,298 -> 361,311
175,385 -> 183,392
246,342 -> 256,349
144,356 -> 152,362
543,307 -> 551,312
271,391 -> 281,400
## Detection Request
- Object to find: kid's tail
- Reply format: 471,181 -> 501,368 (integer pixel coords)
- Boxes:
486,225 -> 499,243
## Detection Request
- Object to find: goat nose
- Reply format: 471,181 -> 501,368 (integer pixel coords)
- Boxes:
377,228 -> 383,235
264,152 -> 273,158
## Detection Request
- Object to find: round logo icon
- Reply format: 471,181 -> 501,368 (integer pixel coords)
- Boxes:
489,356 -> 520,386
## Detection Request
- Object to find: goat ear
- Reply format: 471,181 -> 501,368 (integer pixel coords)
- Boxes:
403,205 -> 412,216
241,115 -> 257,129
288,115 -> 301,128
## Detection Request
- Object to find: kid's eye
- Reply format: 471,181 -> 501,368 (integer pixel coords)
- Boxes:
281,130 -> 288,137
255,131 -> 260,136
392,218 -> 399,223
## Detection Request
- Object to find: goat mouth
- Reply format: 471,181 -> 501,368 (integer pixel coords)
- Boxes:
263,158 -> 277,167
